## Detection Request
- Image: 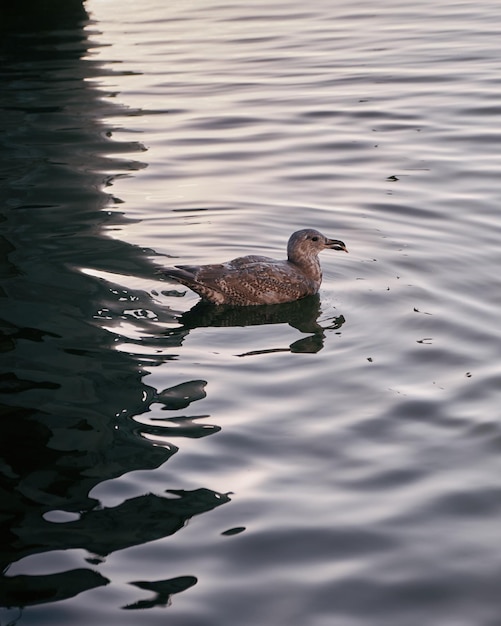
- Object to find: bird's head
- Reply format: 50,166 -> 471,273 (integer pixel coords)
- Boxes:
287,229 -> 348,264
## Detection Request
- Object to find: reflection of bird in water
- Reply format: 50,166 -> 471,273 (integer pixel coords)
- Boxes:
175,294 -> 346,355
158,228 -> 348,306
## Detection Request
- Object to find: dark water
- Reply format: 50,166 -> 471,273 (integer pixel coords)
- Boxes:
1,1 -> 501,625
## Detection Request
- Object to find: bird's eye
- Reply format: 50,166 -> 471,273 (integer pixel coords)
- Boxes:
311,236 -> 319,242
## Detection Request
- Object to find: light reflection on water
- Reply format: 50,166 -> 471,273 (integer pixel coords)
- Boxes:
1,0 -> 501,625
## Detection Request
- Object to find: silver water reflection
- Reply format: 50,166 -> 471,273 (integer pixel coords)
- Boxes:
0,3 -> 227,617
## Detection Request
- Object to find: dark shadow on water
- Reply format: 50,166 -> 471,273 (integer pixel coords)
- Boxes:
123,575 -> 198,610
0,3 -> 227,614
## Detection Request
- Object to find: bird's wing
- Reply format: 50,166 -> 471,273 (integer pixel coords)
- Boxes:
161,259 -> 317,305
200,260 -> 316,305
160,264 -> 227,303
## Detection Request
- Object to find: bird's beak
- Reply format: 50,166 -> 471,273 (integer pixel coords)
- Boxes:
326,238 -> 348,253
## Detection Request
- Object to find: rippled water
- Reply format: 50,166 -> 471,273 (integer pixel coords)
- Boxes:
2,0 -> 501,624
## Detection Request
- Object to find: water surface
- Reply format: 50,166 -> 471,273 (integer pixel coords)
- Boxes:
1,1 -> 501,625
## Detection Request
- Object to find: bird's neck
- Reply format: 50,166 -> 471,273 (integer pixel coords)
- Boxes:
288,253 -> 322,283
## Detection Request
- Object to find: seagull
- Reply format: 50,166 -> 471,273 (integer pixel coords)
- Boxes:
158,228 -> 348,306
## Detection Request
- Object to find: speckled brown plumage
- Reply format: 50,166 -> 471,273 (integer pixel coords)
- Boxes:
159,228 -> 348,306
